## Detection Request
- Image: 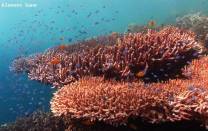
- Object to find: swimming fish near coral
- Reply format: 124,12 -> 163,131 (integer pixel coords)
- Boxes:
49,57 -> 61,65
136,71 -> 146,78
136,63 -> 148,78
58,44 -> 67,50
148,20 -> 156,28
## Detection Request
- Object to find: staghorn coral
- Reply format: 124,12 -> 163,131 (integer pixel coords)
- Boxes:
11,26 -> 203,88
176,12 -> 208,48
50,56 -> 208,128
182,55 -> 208,79
50,77 -> 174,126
50,76 -> 208,127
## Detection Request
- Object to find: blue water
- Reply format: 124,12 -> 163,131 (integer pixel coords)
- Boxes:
0,0 -> 208,124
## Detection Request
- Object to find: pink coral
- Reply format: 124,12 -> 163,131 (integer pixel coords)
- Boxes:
50,56 -> 208,127
11,26 -> 203,87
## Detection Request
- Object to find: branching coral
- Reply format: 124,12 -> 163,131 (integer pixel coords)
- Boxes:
182,56 -> 208,79
10,26 -> 203,88
50,56 -> 208,128
50,77 -> 174,126
176,12 -> 208,48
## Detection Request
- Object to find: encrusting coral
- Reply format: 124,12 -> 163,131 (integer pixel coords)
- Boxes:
10,26 -> 203,88
50,56 -> 208,128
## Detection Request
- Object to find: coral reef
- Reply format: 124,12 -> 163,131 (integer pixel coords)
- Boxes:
10,56 -> 32,73
7,25 -> 208,131
10,26 -> 202,87
176,12 -> 208,48
125,20 -> 163,33
126,23 -> 148,33
50,77 -> 173,126
0,111 -> 66,131
50,56 -> 208,129
1,112 -> 206,131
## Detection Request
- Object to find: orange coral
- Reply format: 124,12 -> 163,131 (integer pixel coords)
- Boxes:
50,77 -> 173,126
50,56 -> 208,127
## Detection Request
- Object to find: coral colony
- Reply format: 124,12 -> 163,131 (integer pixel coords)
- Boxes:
176,12 -> 208,48
8,25 -> 208,130
11,26 -> 202,87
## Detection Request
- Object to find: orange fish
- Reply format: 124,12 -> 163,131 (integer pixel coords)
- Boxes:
136,63 -> 149,78
58,44 -> 67,50
49,57 -> 61,65
148,20 -> 156,28
136,71 -> 146,78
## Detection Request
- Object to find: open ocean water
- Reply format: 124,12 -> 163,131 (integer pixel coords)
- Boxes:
0,0 -> 208,125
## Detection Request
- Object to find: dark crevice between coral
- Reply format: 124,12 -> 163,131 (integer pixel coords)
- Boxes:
140,49 -> 201,83
103,49 -> 201,83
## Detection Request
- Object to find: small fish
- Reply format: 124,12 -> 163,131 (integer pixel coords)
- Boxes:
68,38 -> 72,42
94,21 -> 99,25
72,9 -> 76,13
95,10 -> 100,14
136,71 -> 146,78
79,30 -> 87,34
58,44 -> 67,50
164,74 -> 169,77
148,20 -> 156,28
136,64 -> 149,78
60,37 -> 64,41
153,74 -> 158,78
87,12 -> 92,18
49,57 -> 61,65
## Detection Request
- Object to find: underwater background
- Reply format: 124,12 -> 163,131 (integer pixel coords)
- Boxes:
0,0 -> 208,125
